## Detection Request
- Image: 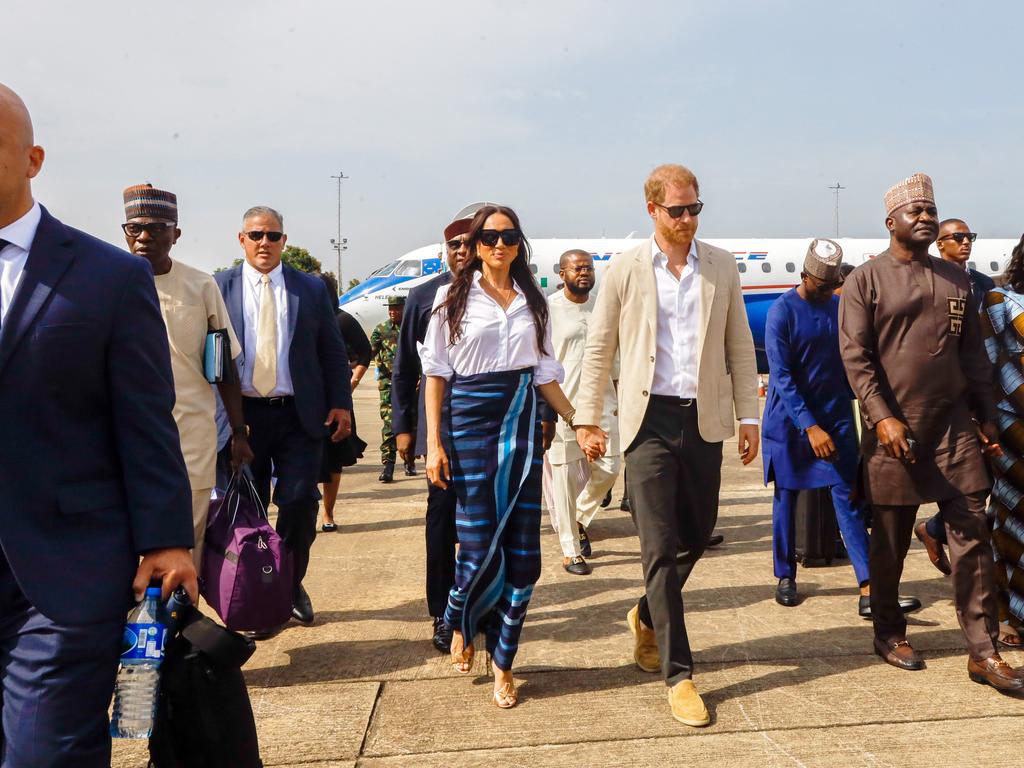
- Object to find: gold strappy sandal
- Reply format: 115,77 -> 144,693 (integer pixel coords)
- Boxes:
493,679 -> 518,709
450,631 -> 474,674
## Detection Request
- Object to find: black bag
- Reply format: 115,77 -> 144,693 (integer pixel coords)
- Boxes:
794,487 -> 838,566
148,606 -> 262,768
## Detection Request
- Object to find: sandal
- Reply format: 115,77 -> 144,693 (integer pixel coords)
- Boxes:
998,631 -> 1022,648
450,631 -> 474,674
493,679 -> 518,709
321,522 -> 337,532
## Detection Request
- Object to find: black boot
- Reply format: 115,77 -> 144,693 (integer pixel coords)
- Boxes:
379,462 -> 395,483
404,460 -> 417,476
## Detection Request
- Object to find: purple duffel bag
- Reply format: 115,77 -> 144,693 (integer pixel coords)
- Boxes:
202,468 -> 293,632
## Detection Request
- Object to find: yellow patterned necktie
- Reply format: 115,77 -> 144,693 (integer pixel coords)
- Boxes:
252,273 -> 278,396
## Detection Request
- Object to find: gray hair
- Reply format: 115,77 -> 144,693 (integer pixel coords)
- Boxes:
242,205 -> 284,229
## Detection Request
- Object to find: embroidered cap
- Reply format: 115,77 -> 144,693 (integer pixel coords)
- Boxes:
803,238 -> 844,283
123,183 -> 178,222
884,173 -> 935,217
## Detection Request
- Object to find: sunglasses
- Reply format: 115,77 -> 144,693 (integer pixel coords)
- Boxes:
446,238 -> 467,249
244,230 -> 284,243
122,222 -> 175,237
479,229 -> 523,247
654,201 -> 704,218
938,232 -> 977,244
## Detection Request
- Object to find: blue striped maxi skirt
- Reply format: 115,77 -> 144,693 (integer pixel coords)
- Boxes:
443,368 -> 543,671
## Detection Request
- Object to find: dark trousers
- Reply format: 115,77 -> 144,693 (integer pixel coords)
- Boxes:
871,491 -> 998,660
629,397 -> 723,687
425,481 -> 457,618
0,553 -> 122,768
244,398 -> 324,589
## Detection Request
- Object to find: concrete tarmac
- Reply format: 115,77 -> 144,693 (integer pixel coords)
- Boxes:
114,388 -> 1023,767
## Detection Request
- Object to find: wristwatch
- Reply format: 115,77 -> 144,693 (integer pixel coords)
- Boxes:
232,424 -> 250,437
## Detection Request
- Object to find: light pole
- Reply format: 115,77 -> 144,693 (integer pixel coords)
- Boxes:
828,181 -> 845,238
330,171 -> 349,292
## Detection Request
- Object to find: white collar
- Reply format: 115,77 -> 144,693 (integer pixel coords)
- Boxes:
0,201 -> 42,253
651,234 -> 698,266
243,259 -> 284,286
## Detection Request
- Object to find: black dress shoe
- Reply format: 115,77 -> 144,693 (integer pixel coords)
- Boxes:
600,490 -> 612,508
578,523 -> 593,557
379,462 -> 395,483
431,617 -> 452,654
707,533 -> 725,547
292,584 -> 314,624
619,496 -> 631,512
775,577 -> 798,607
242,626 -> 281,641
858,595 -> 922,619
404,462 -> 417,476
563,556 -> 592,575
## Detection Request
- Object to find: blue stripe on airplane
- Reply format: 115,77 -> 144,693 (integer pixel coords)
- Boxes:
338,274 -> 416,305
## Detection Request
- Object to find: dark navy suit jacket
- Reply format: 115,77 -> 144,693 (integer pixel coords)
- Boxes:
215,263 -> 352,438
0,207 -> 194,625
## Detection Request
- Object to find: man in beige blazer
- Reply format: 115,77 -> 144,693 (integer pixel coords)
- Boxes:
575,164 -> 759,726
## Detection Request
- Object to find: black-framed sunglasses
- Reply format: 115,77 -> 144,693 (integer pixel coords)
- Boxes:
654,201 -> 704,218
122,222 -> 176,237
244,230 -> 284,243
802,272 -> 842,291
446,238 -> 467,249
938,232 -> 977,244
479,229 -> 523,247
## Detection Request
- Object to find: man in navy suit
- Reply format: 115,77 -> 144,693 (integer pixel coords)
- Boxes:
215,207 -> 351,631
0,84 -> 197,766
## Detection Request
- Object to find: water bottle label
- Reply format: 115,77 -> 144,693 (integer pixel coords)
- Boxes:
120,622 -> 166,661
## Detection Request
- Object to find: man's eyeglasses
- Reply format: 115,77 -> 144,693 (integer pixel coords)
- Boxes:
565,265 -> 594,274
479,229 -> 523,247
446,238 -> 467,249
122,222 -> 176,237
654,201 -> 704,219
938,232 -> 977,244
244,230 -> 284,243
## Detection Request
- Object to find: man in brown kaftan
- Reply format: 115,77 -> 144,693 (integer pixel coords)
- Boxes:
839,173 -> 1022,690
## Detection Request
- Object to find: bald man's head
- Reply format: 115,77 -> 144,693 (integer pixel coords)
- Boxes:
0,83 -> 44,226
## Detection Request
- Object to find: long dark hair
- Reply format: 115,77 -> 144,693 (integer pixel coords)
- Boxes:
1004,233 -> 1024,293
436,205 -> 549,351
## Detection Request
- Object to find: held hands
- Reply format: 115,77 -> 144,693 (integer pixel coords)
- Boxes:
133,547 -> 198,604
427,444 -> 451,489
977,421 -> 1003,459
876,417 -> 914,462
805,425 -> 837,461
738,423 -> 759,465
575,424 -> 607,462
325,408 -> 352,442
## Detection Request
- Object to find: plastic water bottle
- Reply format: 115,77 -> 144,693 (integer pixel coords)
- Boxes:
110,587 -> 167,739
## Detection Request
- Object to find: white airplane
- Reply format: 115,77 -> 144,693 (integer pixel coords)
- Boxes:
339,234 -> 1018,373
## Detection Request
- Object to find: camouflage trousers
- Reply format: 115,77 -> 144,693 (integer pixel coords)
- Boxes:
379,383 -> 395,465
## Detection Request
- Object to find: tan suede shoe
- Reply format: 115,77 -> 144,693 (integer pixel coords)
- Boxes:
627,605 -> 660,673
668,679 -> 710,727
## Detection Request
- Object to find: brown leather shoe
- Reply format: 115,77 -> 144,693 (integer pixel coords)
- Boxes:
627,605 -> 660,673
914,522 -> 952,576
873,636 -> 925,671
968,655 -> 1024,691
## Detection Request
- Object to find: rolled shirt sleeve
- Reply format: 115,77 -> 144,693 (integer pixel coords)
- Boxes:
533,315 -> 565,385
420,301 -> 455,381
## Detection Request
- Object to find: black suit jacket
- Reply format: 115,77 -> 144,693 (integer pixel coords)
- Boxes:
0,207 -> 193,624
215,263 -> 352,438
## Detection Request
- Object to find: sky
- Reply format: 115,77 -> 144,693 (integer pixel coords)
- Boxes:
4,1 -> 1023,282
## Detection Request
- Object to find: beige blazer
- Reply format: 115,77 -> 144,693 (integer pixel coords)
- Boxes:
576,238 -> 758,449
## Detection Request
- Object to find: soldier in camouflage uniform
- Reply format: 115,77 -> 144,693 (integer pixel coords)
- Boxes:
371,295 -> 415,482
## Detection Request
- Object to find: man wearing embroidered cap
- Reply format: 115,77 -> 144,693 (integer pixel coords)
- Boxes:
839,174 -> 1019,689
121,183 -> 253,569
391,213 -> 471,654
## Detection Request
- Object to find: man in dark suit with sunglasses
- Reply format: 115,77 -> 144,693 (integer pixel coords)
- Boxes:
0,83 -> 197,766
914,218 -> 994,577
215,206 -> 351,632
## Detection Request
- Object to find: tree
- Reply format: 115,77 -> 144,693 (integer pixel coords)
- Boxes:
346,277 -> 361,291
215,244 -> 321,274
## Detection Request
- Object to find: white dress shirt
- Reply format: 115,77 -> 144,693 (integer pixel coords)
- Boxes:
651,235 -> 701,398
240,260 -> 293,397
0,202 -> 41,324
421,271 -> 564,384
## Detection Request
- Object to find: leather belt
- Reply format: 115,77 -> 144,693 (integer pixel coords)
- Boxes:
650,395 -> 696,407
243,396 -> 294,406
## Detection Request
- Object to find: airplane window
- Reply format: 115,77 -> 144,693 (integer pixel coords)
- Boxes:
761,263 -> 771,273
368,260 -> 399,278
967,261 -> 977,271
785,263 -> 795,273
991,261 -> 1000,272
529,264 -> 538,274
737,263 -> 746,273
394,261 -> 422,277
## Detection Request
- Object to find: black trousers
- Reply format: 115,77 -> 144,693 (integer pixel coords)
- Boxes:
629,397 -> 722,687
425,481 -> 458,618
244,398 -> 323,590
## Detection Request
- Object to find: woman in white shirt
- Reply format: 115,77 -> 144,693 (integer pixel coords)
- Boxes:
421,204 -> 581,709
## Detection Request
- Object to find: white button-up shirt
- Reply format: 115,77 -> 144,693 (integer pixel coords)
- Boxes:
0,202 -> 41,324
240,260 -> 293,397
421,270 -> 564,384
651,235 -> 700,398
